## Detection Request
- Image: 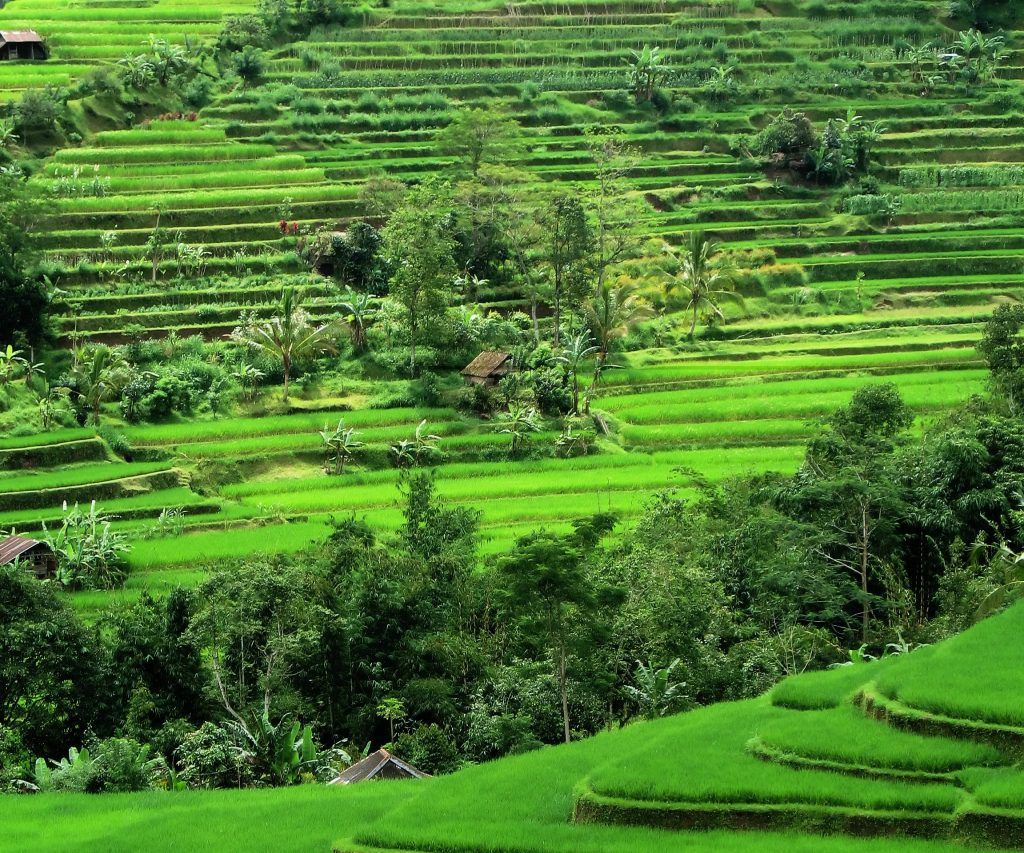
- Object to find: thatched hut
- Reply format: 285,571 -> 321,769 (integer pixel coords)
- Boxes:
461,350 -> 514,387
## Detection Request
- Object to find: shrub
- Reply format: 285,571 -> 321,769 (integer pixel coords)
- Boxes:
176,722 -> 252,789
233,46 -> 266,85
393,724 -> 461,775
751,108 -> 815,157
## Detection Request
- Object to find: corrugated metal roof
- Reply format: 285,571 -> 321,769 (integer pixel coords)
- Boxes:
0,30 -> 45,44
462,350 -> 512,378
329,749 -> 429,784
0,535 -> 46,565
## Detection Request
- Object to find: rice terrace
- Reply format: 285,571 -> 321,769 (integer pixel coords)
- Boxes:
3,0 -> 1024,848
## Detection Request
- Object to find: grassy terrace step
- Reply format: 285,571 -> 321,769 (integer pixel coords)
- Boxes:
872,604 -> 1024,730
0,486 -> 220,531
751,705 -> 1005,775
0,437 -> 108,469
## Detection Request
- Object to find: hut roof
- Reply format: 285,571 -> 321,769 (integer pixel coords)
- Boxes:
0,535 -> 47,565
0,30 -> 44,44
329,749 -> 429,785
461,350 -> 512,380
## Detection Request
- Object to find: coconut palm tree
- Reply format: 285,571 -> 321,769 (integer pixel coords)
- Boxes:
556,331 -> 599,415
232,288 -> 338,402
662,232 -> 743,342
585,281 -> 653,362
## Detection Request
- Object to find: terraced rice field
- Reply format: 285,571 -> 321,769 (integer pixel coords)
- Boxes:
18,0 -> 1022,342
0,0 -> 1018,611
0,328 -> 986,615
0,0 -> 254,100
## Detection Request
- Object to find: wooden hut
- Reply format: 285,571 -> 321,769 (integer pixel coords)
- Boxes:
0,535 -> 57,579
328,749 -> 429,785
461,350 -> 514,387
0,31 -> 48,61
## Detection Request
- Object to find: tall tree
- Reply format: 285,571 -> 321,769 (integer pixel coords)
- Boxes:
231,287 -> 338,402
542,194 -> 592,347
779,384 -> 913,644
437,108 -> 518,178
494,515 -> 620,743
584,127 -> 639,301
382,182 -> 457,375
978,303 -> 1024,414
496,178 -> 546,343
0,167 -> 48,345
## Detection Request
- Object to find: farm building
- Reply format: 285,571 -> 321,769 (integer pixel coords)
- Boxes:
0,31 -> 48,61
0,535 -> 57,579
461,351 -> 514,386
329,749 -> 429,784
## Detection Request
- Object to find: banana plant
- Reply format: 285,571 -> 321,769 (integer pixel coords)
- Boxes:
319,419 -> 363,474
0,344 -> 28,385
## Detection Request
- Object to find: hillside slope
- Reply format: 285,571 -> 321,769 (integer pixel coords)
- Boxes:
4,601 -> 1024,853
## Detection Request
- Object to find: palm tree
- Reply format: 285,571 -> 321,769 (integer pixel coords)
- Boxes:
117,54 -> 156,90
232,288 -> 338,402
586,281 -> 653,362
495,404 -> 541,456
71,346 -> 132,425
340,285 -> 377,353
556,331 -> 599,415
662,232 -> 743,342
319,419 -> 362,474
390,419 -> 441,468
36,382 -> 70,431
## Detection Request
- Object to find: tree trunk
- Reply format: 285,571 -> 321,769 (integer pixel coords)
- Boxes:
689,305 -> 698,342
530,295 -> 540,345
282,355 -> 291,402
558,639 -> 570,744
861,502 -> 870,645
553,278 -> 561,347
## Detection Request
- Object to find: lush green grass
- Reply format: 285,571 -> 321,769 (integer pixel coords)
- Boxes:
586,699 -> 964,813
754,705 -> 1004,773
770,659 -> 898,710
876,603 -> 1024,727
123,520 -> 333,569
0,784 -> 413,853
0,461 -> 170,494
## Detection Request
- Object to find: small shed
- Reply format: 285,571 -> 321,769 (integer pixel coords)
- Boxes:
0,31 -> 48,61
0,535 -> 57,579
461,350 -> 514,386
328,749 -> 429,785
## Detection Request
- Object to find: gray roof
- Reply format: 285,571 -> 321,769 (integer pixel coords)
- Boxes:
329,749 -> 429,784
462,350 -> 512,379
0,535 -> 48,565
